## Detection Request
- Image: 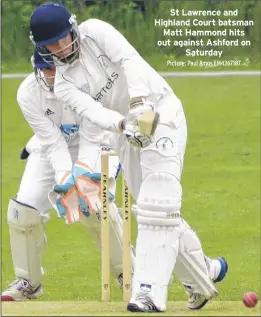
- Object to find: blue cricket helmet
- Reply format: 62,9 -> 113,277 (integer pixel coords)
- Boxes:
30,2 -> 72,47
29,2 -> 80,65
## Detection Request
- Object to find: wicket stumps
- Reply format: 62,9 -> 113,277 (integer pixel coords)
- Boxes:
101,151 -> 132,302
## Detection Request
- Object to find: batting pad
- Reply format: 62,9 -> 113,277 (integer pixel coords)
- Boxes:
177,220 -> 218,299
177,251 -> 218,299
7,199 -> 45,286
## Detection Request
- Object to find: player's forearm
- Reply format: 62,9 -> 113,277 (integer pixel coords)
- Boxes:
18,98 -> 73,173
54,81 -> 124,133
77,133 -> 101,170
44,138 -> 73,182
80,107 -> 124,132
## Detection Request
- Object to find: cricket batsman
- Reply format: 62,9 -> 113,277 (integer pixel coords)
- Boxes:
28,3 -> 228,312
1,51 -> 135,301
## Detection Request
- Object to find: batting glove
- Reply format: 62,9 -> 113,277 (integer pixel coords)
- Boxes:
120,97 -> 160,148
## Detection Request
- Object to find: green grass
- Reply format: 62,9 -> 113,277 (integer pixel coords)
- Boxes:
2,301 -> 260,316
1,76 -> 260,315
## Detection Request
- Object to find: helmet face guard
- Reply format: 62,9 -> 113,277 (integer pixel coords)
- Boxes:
30,3 -> 80,66
35,68 -> 55,92
31,52 -> 55,91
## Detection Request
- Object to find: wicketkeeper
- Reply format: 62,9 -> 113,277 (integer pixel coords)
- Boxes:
1,51 -> 135,301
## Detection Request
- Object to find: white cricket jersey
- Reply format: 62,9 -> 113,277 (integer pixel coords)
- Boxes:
54,18 -> 174,131
17,72 -> 108,177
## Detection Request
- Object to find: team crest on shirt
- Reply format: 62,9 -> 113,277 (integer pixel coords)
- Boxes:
79,83 -> 90,94
156,137 -> 174,150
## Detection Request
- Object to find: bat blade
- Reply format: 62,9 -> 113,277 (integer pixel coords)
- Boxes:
138,111 -> 160,136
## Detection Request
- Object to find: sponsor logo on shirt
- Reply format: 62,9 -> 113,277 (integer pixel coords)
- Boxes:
100,145 -> 113,152
45,108 -> 55,116
60,124 -> 79,141
94,72 -> 119,101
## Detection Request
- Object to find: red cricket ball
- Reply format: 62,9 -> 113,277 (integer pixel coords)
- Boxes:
242,292 -> 258,308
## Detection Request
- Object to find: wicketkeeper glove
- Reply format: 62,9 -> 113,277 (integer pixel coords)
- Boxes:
73,161 -> 114,217
52,171 -> 83,223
